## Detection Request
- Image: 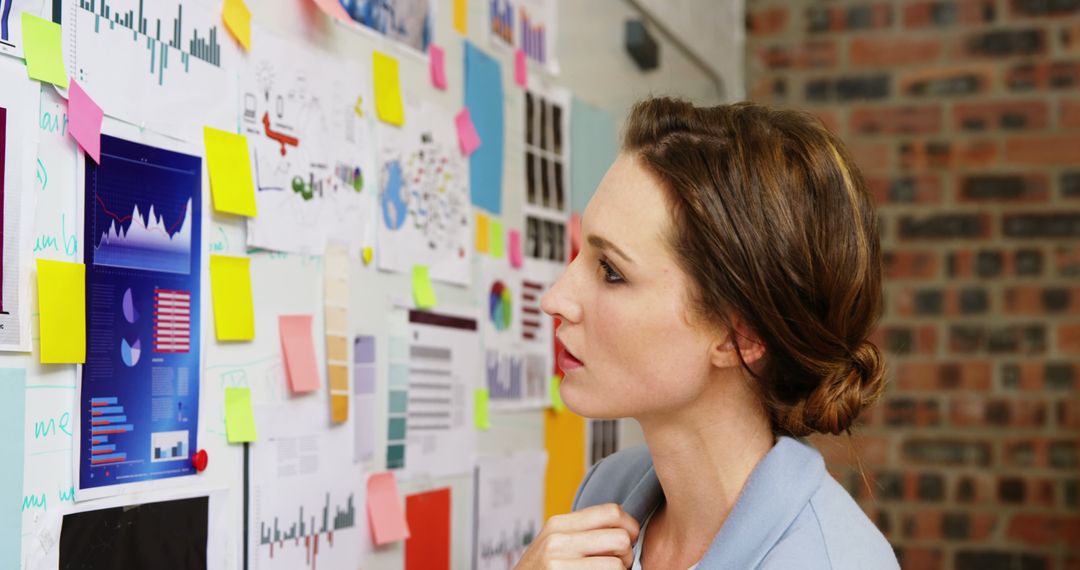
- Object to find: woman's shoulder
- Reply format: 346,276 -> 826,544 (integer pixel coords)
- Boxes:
572,446 -> 657,518
760,474 -> 899,570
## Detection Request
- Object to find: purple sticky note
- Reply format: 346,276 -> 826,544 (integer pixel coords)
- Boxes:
430,44 -> 447,90
508,230 -> 523,268
455,108 -> 482,156
514,49 -> 527,88
68,80 -> 103,163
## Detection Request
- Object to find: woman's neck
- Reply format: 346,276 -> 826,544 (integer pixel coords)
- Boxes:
636,373 -> 776,564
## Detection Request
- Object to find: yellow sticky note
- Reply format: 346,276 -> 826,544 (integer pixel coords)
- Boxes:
549,375 -> 564,412
373,51 -> 405,126
224,387 -> 258,443
362,246 -> 374,266
223,0 -> 252,51
453,0 -> 467,34
474,388 -> 490,430
490,220 -> 504,259
36,259 -> 85,363
475,212 -> 490,254
210,255 -> 255,341
412,265 -> 437,309
21,13 -> 68,88
544,409 -> 586,519
204,127 -> 257,216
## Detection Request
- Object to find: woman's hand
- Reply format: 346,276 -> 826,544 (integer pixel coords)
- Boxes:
515,503 -> 641,569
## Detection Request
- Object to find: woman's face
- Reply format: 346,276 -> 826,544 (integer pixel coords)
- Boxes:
541,154 -> 720,420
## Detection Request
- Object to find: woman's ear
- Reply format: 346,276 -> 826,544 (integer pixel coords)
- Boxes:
710,318 -> 766,369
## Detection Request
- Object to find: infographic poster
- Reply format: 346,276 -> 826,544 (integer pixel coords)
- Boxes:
77,135 -> 202,500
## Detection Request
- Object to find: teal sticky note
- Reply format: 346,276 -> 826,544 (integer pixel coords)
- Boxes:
570,98 -> 618,214
0,368 -> 27,569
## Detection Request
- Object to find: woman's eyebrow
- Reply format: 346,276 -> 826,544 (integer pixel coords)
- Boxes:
587,234 -> 635,264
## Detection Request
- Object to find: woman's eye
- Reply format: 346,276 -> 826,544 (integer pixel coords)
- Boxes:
599,259 -> 624,284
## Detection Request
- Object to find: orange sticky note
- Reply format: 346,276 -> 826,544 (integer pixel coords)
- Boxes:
430,44 -> 447,90
544,409 -> 586,519
405,488 -> 451,570
453,0 -> 467,34
514,49 -> 527,88
474,212 -> 490,253
508,230 -> 523,268
368,472 -> 411,545
279,315 -> 320,392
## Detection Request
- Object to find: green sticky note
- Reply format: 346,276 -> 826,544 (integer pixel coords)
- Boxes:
224,387 -> 258,443
474,388 -> 491,430
490,220 -> 504,259
209,255 -> 255,341
412,265 -> 437,309
22,13 -> 68,88
550,375 -> 565,413
36,259 -> 85,363
204,127 -> 257,216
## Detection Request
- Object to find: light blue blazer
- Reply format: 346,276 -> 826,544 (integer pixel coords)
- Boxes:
572,436 -> 900,569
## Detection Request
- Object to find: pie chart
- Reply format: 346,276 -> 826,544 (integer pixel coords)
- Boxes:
122,288 -> 139,323
489,281 -> 512,331
121,338 -> 141,367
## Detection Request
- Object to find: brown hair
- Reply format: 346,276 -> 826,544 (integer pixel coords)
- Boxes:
622,97 -> 886,437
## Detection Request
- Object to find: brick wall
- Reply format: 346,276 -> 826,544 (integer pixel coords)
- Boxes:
745,1 -> 1080,568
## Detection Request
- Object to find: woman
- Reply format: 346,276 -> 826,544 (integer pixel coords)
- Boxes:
521,98 -> 898,569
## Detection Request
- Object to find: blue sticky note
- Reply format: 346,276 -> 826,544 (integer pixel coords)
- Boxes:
464,42 -> 504,215
0,368 -> 26,568
570,97 -> 618,214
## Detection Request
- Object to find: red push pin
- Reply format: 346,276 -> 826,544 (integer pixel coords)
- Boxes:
192,449 -> 209,472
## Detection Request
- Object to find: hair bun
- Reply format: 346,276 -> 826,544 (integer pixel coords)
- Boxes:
801,341 -> 887,436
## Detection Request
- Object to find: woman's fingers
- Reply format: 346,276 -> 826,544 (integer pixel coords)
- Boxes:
541,528 -> 635,567
543,503 -> 640,543
547,557 -> 627,570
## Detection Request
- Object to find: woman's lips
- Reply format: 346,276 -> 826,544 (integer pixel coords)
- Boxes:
558,347 -> 583,371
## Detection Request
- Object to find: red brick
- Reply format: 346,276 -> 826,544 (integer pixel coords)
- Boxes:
950,396 -> 1048,428
1001,361 -> 1046,391
1006,134 -> 1080,165
896,362 -> 991,391
954,29 -> 1047,60
747,7 -> 788,36
811,109 -> 840,134
899,64 -> 995,97
1004,286 -> 1080,314
1057,245 -> 1080,277
867,175 -> 943,204
953,100 -> 1049,131
808,4 -> 892,33
847,140 -> 891,172
1059,324 -> 1080,354
903,0 -> 996,28
898,547 -> 942,569
900,140 -> 998,170
1006,513 -> 1080,546
1063,100 -> 1080,129
850,105 -> 943,135
883,250 -> 940,279
904,509 -> 943,540
808,434 -> 890,469
957,173 -> 1049,203
755,40 -> 838,70
850,37 -> 942,67
1006,60 -> 1080,91
1058,399 -> 1080,429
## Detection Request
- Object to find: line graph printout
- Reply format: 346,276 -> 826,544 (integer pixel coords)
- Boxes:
242,27 -> 375,256
0,58 -> 36,351
376,102 -> 471,285
66,0 -> 239,141
77,134 -> 202,500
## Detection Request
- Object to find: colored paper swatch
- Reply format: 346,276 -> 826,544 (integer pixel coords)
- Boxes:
453,0 -> 467,34
312,0 -> 352,21
474,212 -> 490,254
514,49 -> 527,87
489,220 -> 504,259
36,259 -> 85,363
203,127 -> 257,216
223,0 -> 251,50
224,387 -> 258,443
209,255 -> 255,341
474,388 -> 490,430
325,244 -> 350,423
464,42 -> 504,214
544,409 -> 586,519
430,44 -> 447,90
405,488 -> 451,570
508,230 -> 523,268
68,80 -> 103,163
367,472 -> 411,545
279,315 -> 321,393
454,108 -> 481,156
21,13 -> 68,88
412,265 -> 437,309
0,369 -> 26,569
373,51 -> 405,126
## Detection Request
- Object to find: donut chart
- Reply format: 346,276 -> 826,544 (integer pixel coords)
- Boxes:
488,281 -> 513,331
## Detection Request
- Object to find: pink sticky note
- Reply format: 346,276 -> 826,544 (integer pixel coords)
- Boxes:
312,0 -> 352,21
67,80 -> 103,163
279,315 -> 320,393
368,472 -> 411,545
514,49 -> 527,88
455,108 -> 482,156
430,44 -> 447,90
508,230 -> 523,268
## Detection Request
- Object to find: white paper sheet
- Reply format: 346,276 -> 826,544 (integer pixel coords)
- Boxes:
475,450 -> 548,570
